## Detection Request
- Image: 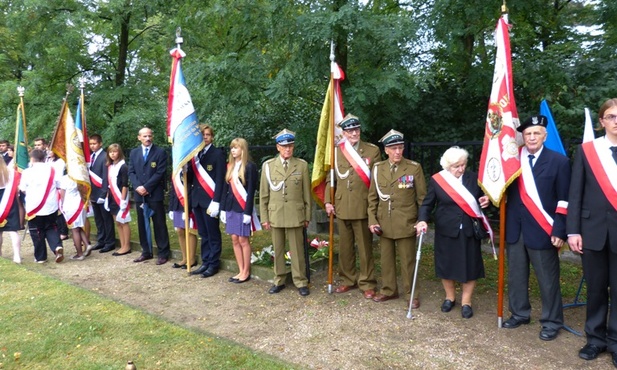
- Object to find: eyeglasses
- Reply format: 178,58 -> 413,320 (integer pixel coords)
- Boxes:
602,114 -> 617,122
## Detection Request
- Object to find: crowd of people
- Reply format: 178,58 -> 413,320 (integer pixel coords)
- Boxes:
1,98 -> 617,367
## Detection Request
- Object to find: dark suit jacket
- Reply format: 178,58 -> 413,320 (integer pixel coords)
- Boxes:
506,147 -> 570,249
566,142 -> 617,252
188,145 -> 226,208
220,161 -> 258,215
89,149 -> 109,200
419,171 -> 481,239
128,144 -> 167,203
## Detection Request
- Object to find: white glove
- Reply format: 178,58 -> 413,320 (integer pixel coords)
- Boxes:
96,197 -> 106,204
207,201 -> 220,218
120,199 -> 129,211
220,211 -> 227,224
168,211 -> 174,220
103,197 -> 110,212
243,214 -> 251,225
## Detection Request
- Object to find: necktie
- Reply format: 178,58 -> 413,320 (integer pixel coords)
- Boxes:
611,147 -> 617,165
390,164 -> 397,174
283,160 -> 288,172
91,152 -> 96,163
528,154 -> 535,169
143,147 -> 149,161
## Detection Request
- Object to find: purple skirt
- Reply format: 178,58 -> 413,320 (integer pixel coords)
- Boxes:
225,211 -> 252,237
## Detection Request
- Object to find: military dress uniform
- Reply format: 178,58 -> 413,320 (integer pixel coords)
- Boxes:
260,130 -> 312,292
368,130 -> 427,302
325,118 -> 381,294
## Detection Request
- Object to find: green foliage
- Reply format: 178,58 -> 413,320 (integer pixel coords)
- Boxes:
1,0 -> 616,155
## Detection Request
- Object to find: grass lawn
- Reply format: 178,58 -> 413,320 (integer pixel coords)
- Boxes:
0,260 -> 296,370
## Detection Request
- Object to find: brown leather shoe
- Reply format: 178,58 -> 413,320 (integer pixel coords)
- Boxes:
363,289 -> 376,299
372,293 -> 399,302
335,285 -> 357,293
156,257 -> 168,265
412,298 -> 420,309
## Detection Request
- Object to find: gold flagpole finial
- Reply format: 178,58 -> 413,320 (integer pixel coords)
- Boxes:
17,86 -> 25,97
501,0 -> 508,14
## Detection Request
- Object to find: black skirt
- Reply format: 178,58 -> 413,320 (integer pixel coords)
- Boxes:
433,229 -> 485,283
0,188 -> 21,232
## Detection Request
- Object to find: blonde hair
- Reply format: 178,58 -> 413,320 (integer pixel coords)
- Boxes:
440,146 -> 469,171
225,138 -> 250,184
106,143 -> 125,166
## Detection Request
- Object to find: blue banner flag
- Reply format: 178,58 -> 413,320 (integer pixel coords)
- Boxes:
539,100 -> 566,155
167,48 -> 204,179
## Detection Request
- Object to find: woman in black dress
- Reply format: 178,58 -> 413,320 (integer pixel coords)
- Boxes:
416,147 -> 490,318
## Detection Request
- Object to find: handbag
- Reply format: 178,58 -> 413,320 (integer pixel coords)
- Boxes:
472,218 -> 489,240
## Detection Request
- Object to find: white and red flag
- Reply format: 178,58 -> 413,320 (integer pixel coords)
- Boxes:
478,15 -> 522,206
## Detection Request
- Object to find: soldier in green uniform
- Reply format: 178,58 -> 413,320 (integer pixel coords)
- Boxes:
325,114 -> 381,299
260,129 -> 312,296
368,129 -> 427,306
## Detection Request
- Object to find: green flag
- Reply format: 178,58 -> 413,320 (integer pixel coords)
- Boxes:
14,101 -> 29,171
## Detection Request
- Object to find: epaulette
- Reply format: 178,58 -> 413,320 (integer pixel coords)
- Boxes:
264,157 -> 277,164
296,158 -> 307,164
364,142 -> 378,148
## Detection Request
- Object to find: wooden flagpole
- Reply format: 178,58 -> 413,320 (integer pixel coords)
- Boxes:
327,41 -> 336,294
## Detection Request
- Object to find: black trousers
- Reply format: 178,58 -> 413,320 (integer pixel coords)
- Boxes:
135,200 -> 170,258
91,201 -> 116,248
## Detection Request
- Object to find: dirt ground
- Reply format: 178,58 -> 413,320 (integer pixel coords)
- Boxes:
3,233 -> 605,370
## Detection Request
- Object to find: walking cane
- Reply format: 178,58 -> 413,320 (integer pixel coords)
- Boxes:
407,230 -> 425,319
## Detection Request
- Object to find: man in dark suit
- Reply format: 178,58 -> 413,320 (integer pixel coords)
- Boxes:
0,140 -> 11,165
87,134 -> 116,255
567,98 -> 617,366
128,127 -> 170,265
504,115 -> 570,342
188,124 -> 226,278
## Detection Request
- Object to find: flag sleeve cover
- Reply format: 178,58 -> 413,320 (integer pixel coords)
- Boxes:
478,15 -> 522,206
311,62 -> 345,208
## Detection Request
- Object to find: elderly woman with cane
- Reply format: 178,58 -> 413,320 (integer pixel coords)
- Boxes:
415,146 -> 490,319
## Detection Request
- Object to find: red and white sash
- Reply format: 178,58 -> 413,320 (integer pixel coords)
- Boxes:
192,153 -> 215,198
337,141 -> 371,188
0,170 -> 19,227
108,160 -> 131,222
228,163 -> 261,232
517,147 -> 567,236
171,171 -> 197,230
89,169 -> 103,188
61,179 -> 85,226
26,167 -> 56,219
432,170 -> 494,243
582,140 -> 617,211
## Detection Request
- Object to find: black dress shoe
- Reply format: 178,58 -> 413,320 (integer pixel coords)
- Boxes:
578,344 -> 606,360
234,276 -> 251,284
172,262 -> 186,269
502,316 -> 531,329
99,246 -> 115,253
611,352 -> 617,367
156,257 -> 168,265
461,305 -> 473,319
91,244 -> 104,251
190,265 -> 208,275
201,268 -> 219,278
133,254 -> 153,263
268,285 -> 285,294
112,250 -> 132,256
183,261 -> 198,270
228,277 -> 239,282
298,287 -> 310,296
441,299 -> 456,313
539,327 -> 559,341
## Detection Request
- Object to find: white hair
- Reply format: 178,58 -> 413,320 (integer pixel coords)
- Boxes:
440,146 -> 469,170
